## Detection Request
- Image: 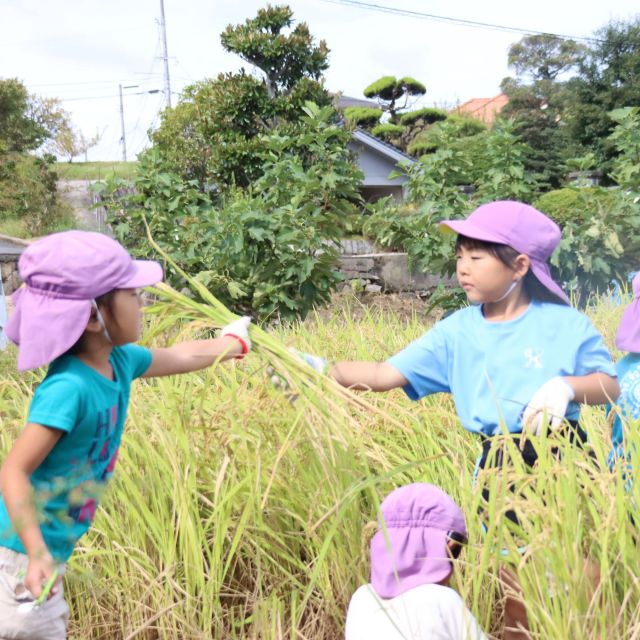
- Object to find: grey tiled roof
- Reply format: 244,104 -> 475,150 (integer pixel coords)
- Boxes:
352,128 -> 416,165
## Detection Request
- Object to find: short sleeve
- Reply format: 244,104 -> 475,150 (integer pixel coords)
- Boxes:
441,589 -> 489,640
28,376 -> 82,433
386,323 -> 451,400
573,315 -> 617,378
120,343 -> 153,379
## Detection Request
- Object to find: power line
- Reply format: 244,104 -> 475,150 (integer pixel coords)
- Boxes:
58,90 -> 160,103
26,75 -> 161,89
319,0 -> 604,43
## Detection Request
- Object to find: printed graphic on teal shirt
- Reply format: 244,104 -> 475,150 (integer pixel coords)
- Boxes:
0,343 -> 151,561
67,404 -> 120,524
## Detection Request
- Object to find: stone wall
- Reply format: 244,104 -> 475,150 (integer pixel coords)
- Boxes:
339,252 -> 449,294
0,249 -> 448,297
1,259 -> 20,295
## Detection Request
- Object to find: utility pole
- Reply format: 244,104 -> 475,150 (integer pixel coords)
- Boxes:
119,84 -> 127,162
159,0 -> 172,109
119,84 -> 139,162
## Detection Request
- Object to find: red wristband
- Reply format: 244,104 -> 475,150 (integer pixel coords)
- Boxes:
223,333 -> 249,359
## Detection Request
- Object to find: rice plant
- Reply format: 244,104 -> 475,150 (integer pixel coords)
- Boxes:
0,291 -> 638,639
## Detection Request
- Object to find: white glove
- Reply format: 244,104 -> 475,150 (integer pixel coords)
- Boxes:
289,348 -> 328,374
220,316 -> 252,356
521,376 -> 575,435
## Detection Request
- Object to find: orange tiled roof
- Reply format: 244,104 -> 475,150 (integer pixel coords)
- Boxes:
452,93 -> 508,125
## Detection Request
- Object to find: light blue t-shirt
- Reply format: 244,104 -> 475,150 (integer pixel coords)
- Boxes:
609,353 -> 640,461
0,344 -> 152,562
387,301 -> 616,437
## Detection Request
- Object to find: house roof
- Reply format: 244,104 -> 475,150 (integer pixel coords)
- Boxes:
335,94 -> 379,110
351,128 -> 416,165
452,93 -> 508,125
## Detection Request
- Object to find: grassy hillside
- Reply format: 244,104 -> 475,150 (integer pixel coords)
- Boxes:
55,161 -> 138,181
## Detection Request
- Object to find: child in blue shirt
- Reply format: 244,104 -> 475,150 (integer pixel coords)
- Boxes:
609,272 -> 640,468
298,201 -> 619,640
0,231 -> 252,639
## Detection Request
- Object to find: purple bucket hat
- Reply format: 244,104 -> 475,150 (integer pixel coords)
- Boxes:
6,230 -> 162,370
370,483 -> 467,599
439,201 -> 570,304
616,272 -> 640,352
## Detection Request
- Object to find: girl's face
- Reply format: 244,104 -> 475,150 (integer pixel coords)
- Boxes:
102,288 -> 143,345
455,244 -> 522,304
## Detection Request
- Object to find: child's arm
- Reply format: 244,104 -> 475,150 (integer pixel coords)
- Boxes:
143,317 -> 251,378
0,423 -> 63,598
328,361 -> 408,391
564,372 -> 620,404
294,352 -> 408,391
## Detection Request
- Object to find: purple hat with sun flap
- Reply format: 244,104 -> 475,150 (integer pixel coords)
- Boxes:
616,272 -> 640,352
6,230 -> 162,370
439,201 -> 570,304
370,483 -> 467,599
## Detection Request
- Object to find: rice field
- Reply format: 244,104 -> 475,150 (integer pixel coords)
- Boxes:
0,292 -> 638,639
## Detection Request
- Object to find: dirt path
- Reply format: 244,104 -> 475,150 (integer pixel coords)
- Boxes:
57,180 -> 106,232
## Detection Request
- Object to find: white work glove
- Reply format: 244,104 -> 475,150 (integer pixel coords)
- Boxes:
521,376 -> 575,436
220,316 -> 252,357
290,348 -> 329,374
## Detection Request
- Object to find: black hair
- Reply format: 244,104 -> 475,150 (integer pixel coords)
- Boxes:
455,234 -> 568,306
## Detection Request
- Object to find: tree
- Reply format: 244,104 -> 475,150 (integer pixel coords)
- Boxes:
49,119 -> 101,162
343,75 -> 448,154
0,79 -> 72,236
220,5 -> 329,99
500,34 -> 585,187
363,75 -> 426,121
563,18 -> 640,171
0,79 -> 57,152
149,4 -> 332,190
507,34 -> 585,82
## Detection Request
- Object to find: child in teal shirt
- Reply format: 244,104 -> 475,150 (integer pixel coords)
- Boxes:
0,231 -> 252,639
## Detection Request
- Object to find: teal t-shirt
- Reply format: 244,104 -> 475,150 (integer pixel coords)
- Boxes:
0,344 -> 152,562
609,353 -> 640,461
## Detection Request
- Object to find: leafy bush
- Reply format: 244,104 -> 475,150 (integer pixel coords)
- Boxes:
472,119 -> 538,203
534,187 -> 617,226
371,123 -> 404,140
0,151 -> 72,236
608,106 -> 640,191
99,104 -> 362,321
363,76 -> 398,100
399,107 -> 448,126
551,189 -> 640,301
343,107 -> 382,128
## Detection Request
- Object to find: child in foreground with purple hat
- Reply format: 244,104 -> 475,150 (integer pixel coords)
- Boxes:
609,272 -> 640,469
0,231 -> 252,639
345,483 -> 487,640
297,201 -> 619,638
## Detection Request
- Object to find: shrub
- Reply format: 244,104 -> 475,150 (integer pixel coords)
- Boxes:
342,106 -> 383,128
371,123 -> 404,140
399,107 -> 448,126
550,189 -> 640,301
0,151 -> 72,236
99,103 -> 362,322
534,187 -> 617,227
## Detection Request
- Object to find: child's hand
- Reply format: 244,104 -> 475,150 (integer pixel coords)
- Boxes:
522,376 -> 575,435
25,551 -> 58,600
220,316 -> 252,355
290,349 -> 329,374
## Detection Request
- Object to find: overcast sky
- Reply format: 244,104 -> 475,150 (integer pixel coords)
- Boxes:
1,0 -> 638,162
